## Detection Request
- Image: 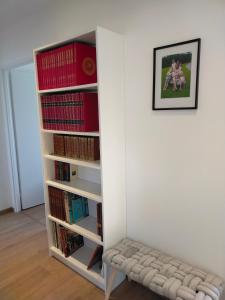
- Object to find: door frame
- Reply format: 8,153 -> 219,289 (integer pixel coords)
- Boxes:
1,61 -> 34,213
2,69 -> 21,212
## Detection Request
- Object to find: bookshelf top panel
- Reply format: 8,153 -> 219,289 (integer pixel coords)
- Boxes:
34,30 -> 96,53
38,83 -> 98,94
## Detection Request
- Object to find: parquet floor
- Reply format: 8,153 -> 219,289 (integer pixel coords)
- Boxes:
0,205 -> 162,300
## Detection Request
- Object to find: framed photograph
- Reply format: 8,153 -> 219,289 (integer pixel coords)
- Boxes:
152,38 -> 201,110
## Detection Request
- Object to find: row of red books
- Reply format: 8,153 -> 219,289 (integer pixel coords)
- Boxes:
53,134 -> 100,161
41,92 -> 99,132
36,42 -> 97,90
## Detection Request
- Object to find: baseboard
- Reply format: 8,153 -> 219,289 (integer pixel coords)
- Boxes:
0,207 -> 14,216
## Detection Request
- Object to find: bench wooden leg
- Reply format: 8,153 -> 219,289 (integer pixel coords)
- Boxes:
105,267 -> 118,300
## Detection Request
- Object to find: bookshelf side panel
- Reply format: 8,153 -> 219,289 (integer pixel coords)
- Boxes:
96,27 -> 126,249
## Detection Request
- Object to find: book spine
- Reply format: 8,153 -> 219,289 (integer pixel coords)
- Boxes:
49,51 -> 53,89
97,203 -> 103,241
56,224 -> 62,251
46,51 -> 51,90
71,43 -> 77,86
55,48 -> 59,89
68,194 -> 73,224
94,137 -> 100,160
36,53 -> 43,90
64,191 -> 70,223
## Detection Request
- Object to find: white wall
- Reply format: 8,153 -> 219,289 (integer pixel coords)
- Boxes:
0,0 -> 225,277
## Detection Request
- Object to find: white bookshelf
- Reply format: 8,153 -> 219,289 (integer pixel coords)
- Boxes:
34,26 -> 126,291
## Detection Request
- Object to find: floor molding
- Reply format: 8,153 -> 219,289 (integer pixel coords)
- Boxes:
0,207 -> 14,216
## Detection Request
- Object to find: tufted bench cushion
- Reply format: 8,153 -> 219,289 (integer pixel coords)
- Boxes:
103,238 -> 224,300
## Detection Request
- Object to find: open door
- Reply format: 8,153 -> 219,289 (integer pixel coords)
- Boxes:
10,63 -> 44,209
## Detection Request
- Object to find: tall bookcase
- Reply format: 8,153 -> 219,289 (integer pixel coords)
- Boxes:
33,27 -> 126,290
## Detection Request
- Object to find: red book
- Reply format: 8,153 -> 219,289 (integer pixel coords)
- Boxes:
40,54 -> 44,90
75,92 -> 81,131
62,45 -> 70,87
41,95 -> 51,129
36,53 -> 43,90
51,94 -> 55,130
62,94 -> 66,131
48,50 -> 52,89
67,44 -> 75,86
79,92 -> 99,132
54,94 -> 62,130
40,95 -> 46,128
49,95 -> 54,130
72,43 -> 97,86
58,48 -> 63,88
45,50 -> 50,89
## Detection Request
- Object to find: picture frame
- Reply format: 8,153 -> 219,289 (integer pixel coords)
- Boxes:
152,38 -> 201,110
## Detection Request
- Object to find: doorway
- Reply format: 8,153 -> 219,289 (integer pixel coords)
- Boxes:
9,63 -> 44,209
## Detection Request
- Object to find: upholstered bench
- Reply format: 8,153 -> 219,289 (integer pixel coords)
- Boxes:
103,238 -> 224,300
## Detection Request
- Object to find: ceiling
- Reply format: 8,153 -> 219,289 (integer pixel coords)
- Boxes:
0,0 -> 56,31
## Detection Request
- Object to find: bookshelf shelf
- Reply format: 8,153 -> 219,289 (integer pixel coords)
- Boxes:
41,129 -> 100,137
46,178 -> 102,202
38,82 -> 98,94
34,27 -> 126,291
44,154 -> 101,170
50,246 -> 105,289
48,215 -> 103,245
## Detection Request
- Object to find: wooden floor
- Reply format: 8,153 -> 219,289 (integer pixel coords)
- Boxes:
0,205 -> 162,300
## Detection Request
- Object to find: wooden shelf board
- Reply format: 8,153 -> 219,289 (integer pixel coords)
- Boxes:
41,129 -> 100,137
48,215 -> 103,245
38,83 -> 98,94
50,246 -> 105,290
46,178 -> 102,203
44,154 -> 101,170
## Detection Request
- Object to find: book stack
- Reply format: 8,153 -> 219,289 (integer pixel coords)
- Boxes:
36,42 -> 97,90
48,187 -> 89,224
53,134 -> 100,161
52,222 -> 84,257
52,221 -> 103,269
41,92 -> 99,131
48,187 -> 66,221
55,161 -> 70,181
